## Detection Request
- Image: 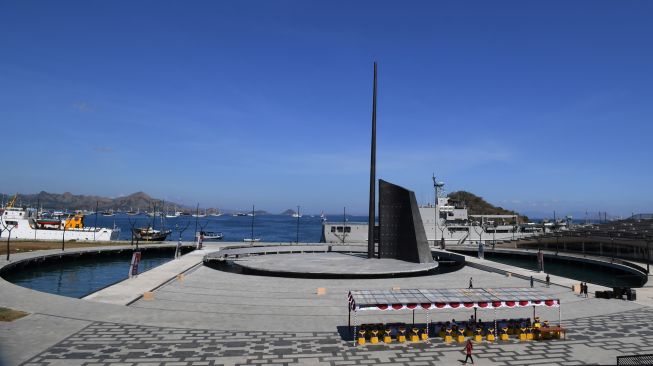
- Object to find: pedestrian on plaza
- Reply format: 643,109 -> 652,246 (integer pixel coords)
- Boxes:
546,274 -> 550,287
584,283 -> 589,298
469,277 -> 473,289
530,276 -> 534,288
462,339 -> 474,364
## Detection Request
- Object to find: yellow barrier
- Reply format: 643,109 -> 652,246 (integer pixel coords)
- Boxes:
357,330 -> 366,345
383,329 -> 392,344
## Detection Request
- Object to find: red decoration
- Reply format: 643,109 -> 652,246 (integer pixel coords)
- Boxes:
377,304 -> 388,310
392,304 -> 403,310
421,303 -> 431,309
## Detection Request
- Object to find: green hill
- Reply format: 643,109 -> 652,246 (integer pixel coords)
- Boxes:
448,191 -> 528,222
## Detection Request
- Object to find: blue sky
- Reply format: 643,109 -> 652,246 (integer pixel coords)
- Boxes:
1,1 -> 652,217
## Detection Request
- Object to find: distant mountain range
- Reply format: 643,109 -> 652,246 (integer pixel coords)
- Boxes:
1,191 -> 180,212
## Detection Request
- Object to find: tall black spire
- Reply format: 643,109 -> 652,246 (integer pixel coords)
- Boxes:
368,62 -> 377,259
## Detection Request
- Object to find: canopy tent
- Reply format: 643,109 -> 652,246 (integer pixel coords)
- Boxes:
348,288 -> 560,311
347,288 -> 561,345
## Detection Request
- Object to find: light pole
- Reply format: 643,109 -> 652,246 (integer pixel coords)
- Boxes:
644,231 -> 650,274
296,205 -> 300,244
61,221 -> 67,252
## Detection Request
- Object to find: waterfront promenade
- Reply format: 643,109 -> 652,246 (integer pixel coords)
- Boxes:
1,243 -> 652,365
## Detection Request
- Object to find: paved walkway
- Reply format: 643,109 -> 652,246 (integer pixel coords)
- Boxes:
1,243 -> 651,365
83,248 -> 208,305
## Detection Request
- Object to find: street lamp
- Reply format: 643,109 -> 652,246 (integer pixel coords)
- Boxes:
296,205 -> 300,244
643,230 -> 650,274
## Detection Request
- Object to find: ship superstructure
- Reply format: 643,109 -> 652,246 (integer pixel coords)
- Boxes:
0,206 -> 120,241
321,180 -> 536,245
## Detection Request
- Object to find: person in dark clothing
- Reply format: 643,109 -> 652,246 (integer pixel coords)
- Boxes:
530,276 -> 534,288
462,339 -> 474,364
546,274 -> 550,287
469,277 -> 473,289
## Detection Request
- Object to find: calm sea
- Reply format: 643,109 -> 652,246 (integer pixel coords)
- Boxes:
88,213 -> 368,243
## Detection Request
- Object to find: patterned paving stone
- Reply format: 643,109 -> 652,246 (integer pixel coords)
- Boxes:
20,307 -> 653,365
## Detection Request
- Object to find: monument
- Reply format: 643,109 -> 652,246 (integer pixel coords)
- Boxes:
367,62 -> 435,264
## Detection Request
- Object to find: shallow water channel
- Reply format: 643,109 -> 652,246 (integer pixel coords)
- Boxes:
2,247 -> 193,298
456,250 -> 646,288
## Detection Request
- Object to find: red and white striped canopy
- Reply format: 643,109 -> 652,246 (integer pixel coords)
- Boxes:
348,288 -> 560,312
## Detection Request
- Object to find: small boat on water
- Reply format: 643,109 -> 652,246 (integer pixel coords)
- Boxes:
292,212 -> 302,218
101,209 -> 115,217
132,226 -> 171,241
196,231 -> 223,241
244,205 -> 260,242
233,212 -> 248,217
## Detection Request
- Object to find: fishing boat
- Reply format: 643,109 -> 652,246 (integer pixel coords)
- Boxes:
101,209 -> 115,217
132,226 -> 172,241
196,231 -> 223,241
126,208 -> 139,216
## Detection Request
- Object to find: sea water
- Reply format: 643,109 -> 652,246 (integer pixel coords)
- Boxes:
90,213 -> 367,242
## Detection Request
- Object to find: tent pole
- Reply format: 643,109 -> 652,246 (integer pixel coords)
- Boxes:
348,306 -> 351,335
353,310 -> 357,347
426,309 -> 430,339
493,307 -> 496,338
558,305 -> 561,327
533,305 -> 535,323
412,310 -> 415,326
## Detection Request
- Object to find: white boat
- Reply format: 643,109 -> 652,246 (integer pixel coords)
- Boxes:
243,237 -> 261,242
1,206 -> 120,241
101,209 -> 115,217
292,212 -> 302,218
196,231 -> 223,241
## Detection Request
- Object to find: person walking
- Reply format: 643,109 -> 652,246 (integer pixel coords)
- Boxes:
584,282 -> 589,298
530,276 -> 534,288
469,277 -> 473,289
545,274 -> 550,287
462,339 -> 474,364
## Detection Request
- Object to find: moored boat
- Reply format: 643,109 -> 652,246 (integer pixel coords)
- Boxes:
1,206 -> 120,241
196,231 -> 223,241
132,226 -> 171,241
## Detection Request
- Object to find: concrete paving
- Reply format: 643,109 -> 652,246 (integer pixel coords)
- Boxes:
0,242 -> 651,365
233,252 -> 438,276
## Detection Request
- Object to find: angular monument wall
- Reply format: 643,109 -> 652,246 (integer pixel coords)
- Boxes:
378,179 -> 434,263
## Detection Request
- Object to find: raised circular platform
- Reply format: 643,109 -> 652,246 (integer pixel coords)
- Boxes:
230,252 -> 439,278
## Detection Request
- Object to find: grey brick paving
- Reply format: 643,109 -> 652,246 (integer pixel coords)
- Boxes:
20,307 -> 653,365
